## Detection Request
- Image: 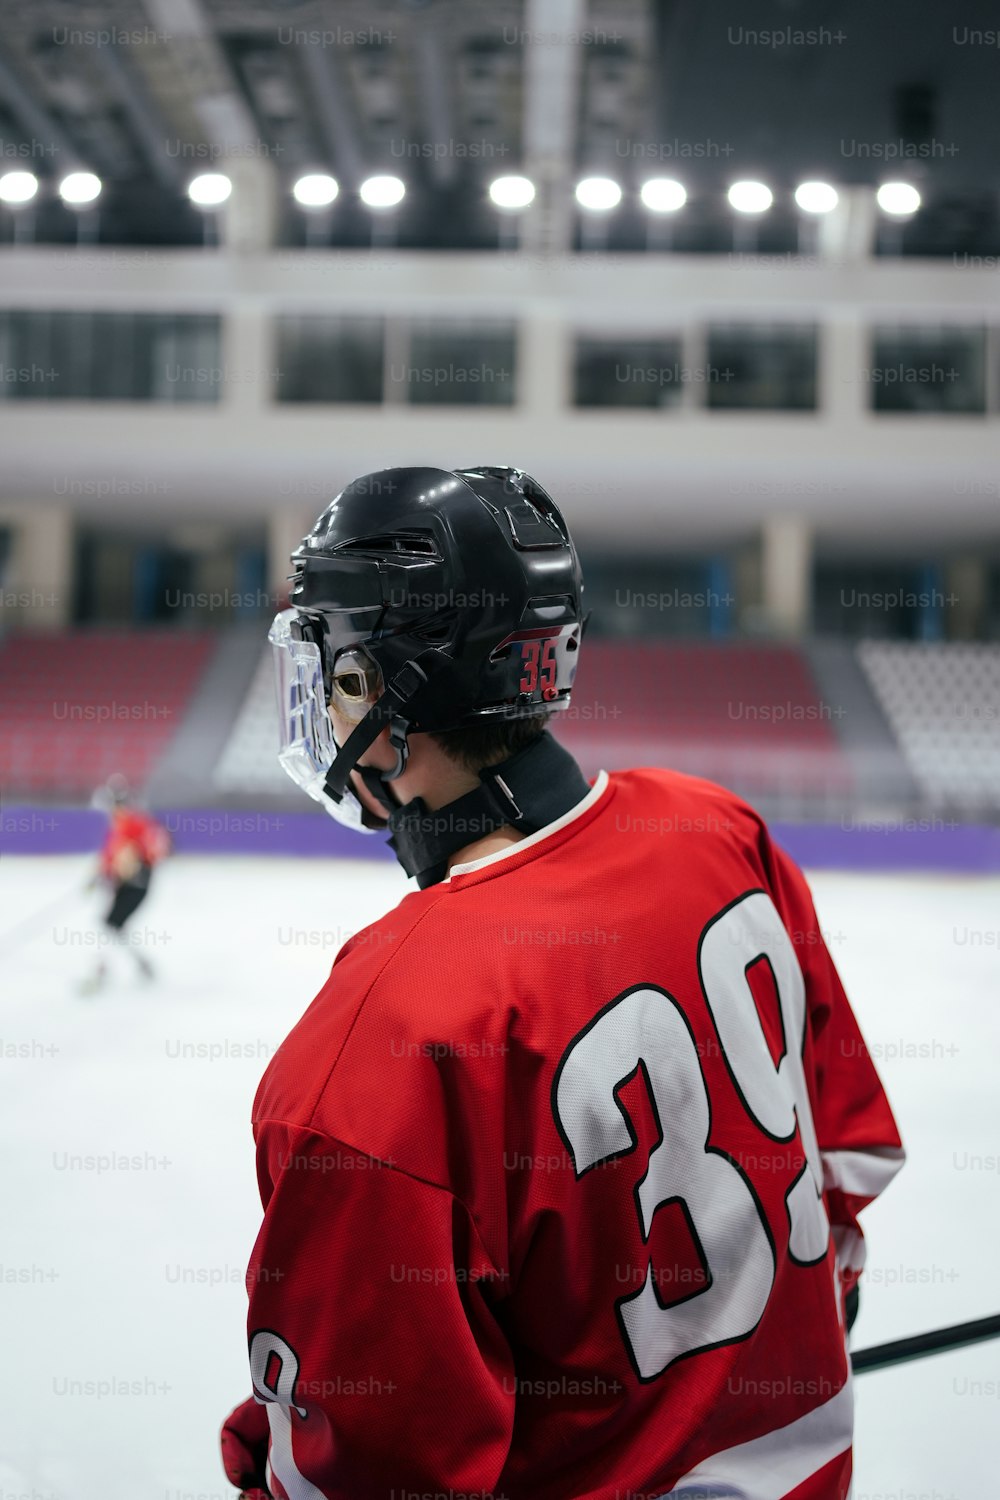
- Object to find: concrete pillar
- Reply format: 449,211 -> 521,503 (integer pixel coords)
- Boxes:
816,186 -> 878,264
521,313 -> 570,417
821,316 -> 868,423
946,556 -> 987,640
761,513 -> 812,637
223,300 -> 274,417
0,503 -> 72,630
221,159 -> 278,256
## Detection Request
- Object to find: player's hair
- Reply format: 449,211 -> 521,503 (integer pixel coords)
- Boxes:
429,710 -> 552,773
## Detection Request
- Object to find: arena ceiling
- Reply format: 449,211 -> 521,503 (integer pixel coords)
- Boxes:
0,0 -> 997,252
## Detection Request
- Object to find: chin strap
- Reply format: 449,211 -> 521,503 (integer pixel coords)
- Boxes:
321,646 -> 456,820
385,730 -> 592,890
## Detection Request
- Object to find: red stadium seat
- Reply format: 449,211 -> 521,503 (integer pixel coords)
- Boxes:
0,630 -> 215,798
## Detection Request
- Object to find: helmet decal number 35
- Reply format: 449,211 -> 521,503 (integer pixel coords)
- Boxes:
519,637 -> 558,694
552,890 -> 830,1382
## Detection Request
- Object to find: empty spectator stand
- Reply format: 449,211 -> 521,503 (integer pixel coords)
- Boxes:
0,629 -> 215,798
857,642 -> 1000,815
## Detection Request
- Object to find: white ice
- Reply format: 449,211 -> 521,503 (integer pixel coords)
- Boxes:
0,853 -> 997,1499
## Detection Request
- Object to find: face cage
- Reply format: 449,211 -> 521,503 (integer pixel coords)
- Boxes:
268,608 -> 382,835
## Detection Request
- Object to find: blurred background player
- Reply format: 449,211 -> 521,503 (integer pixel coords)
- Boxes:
80,773 -> 171,995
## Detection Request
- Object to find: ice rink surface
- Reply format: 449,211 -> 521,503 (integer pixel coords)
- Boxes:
1,851 -> 997,1499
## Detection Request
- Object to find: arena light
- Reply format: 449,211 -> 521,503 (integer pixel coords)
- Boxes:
794,181 -> 839,214
188,173 -> 232,207
640,178 -> 687,213
728,180 -> 773,214
574,176 -> 622,212
0,171 -> 39,205
360,174 -> 405,208
489,174 -> 536,210
58,171 -> 102,206
293,173 -> 339,208
876,182 -> 921,216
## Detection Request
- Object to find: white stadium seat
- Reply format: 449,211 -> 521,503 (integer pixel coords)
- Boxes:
857,642 -> 1000,813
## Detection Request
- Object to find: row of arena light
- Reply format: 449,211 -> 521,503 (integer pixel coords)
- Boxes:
573,176 -> 921,217
0,169 -> 405,210
0,170 -> 924,218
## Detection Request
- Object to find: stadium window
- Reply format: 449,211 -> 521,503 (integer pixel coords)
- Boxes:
705,323 -> 818,411
573,336 -> 686,408
73,526 -> 268,625
273,315 -> 385,403
813,561 -> 941,639
148,314 -> 222,403
576,552 -> 731,638
869,325 -> 986,414
396,320 -> 517,406
0,310 -> 222,401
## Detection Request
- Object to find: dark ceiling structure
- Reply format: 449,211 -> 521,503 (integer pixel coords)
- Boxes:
0,0 -> 997,253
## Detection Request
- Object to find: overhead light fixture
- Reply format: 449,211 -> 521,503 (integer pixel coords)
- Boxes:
489,175 -> 536,210
293,174 -> 339,208
187,173 -> 232,207
876,182 -> 921,216
59,172 -> 102,206
727,180 -> 773,214
640,178 -> 687,213
575,176 -> 622,211
0,171 -> 39,205
794,181 -> 838,214
360,175 -> 405,208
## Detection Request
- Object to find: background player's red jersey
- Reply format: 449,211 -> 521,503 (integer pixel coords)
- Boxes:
98,808 -> 170,882
224,767 -> 903,1500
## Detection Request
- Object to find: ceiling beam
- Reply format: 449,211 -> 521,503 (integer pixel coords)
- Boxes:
411,17 -> 458,188
0,49 -> 79,169
521,0 -> 587,251
296,40 -> 366,189
90,42 -> 185,193
140,0 -> 277,250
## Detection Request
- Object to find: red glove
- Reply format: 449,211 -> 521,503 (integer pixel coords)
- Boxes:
221,1393 -> 270,1498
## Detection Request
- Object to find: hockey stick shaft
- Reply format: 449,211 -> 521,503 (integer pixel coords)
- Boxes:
851,1312 -> 1000,1373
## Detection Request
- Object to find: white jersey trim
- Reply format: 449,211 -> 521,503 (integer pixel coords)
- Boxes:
266,1404 -> 328,1499
658,1377 -> 853,1499
832,1223 -> 867,1276
822,1146 -> 905,1199
443,768 -> 610,882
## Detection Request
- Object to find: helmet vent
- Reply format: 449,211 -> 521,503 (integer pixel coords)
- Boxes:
413,609 -> 458,643
337,530 -> 441,560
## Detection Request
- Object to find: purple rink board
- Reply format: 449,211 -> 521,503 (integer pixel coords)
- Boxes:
2,805 -> 999,874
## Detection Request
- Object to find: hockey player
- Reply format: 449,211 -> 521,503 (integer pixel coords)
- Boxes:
80,774 -> 171,994
221,467 -> 903,1500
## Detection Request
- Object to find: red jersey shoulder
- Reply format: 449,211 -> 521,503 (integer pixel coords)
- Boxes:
255,766 -> 772,1135
607,764 -> 765,840
253,881 -> 451,1131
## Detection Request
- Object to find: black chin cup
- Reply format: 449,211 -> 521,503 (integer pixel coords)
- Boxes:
386,730 -> 591,890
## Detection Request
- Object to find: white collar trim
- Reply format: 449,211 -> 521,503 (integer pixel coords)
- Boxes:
443,769 -> 610,882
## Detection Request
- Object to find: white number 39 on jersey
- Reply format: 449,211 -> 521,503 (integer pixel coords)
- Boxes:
552,890 -> 831,1382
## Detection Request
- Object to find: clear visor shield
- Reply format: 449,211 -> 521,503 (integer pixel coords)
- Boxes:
267,608 -> 380,835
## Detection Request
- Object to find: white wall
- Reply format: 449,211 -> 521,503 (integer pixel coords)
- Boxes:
1,245 -> 998,555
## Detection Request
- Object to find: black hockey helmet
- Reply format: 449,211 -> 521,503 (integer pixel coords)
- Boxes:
270,465 -> 586,827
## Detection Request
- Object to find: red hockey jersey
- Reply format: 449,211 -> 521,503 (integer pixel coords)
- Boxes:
99,808 -> 170,881
227,767 -> 903,1500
